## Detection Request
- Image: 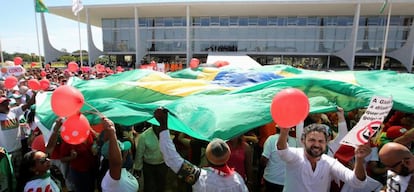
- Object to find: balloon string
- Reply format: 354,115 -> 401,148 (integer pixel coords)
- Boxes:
84,102 -> 104,118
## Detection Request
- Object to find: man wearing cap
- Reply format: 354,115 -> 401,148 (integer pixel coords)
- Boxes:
153,107 -> 248,192
0,92 -> 36,181
100,116 -> 139,192
379,142 -> 414,191
387,125 -> 414,149
276,123 -> 371,191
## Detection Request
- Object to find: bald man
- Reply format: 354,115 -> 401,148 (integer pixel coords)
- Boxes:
379,142 -> 414,191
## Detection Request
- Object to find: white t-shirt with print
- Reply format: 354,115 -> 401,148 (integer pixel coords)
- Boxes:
386,171 -> 412,192
101,168 -> 139,192
24,177 -> 60,192
0,107 -> 24,152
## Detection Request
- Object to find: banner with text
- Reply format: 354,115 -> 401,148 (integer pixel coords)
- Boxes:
340,96 -> 393,147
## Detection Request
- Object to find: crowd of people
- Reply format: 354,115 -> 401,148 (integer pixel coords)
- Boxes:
0,65 -> 413,192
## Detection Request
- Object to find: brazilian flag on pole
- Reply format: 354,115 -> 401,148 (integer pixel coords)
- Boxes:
379,0 -> 388,14
35,0 -> 48,13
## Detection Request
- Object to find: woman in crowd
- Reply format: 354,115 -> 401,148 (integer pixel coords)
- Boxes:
18,150 -> 61,192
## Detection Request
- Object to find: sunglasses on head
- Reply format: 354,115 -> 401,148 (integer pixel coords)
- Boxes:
303,123 -> 332,137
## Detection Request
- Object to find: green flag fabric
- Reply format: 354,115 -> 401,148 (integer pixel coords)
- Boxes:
35,0 -> 48,13
35,65 -> 414,141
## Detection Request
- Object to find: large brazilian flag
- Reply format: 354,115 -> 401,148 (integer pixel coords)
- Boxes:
35,65 -> 414,141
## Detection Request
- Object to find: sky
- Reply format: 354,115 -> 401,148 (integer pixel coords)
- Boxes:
0,0 -> 248,56
0,0 -> 179,55
0,0 -> 105,55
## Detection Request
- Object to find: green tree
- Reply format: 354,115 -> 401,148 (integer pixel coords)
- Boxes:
59,55 -> 77,63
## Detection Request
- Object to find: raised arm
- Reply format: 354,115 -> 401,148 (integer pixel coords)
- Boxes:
328,107 -> 348,154
45,118 -> 63,156
153,108 -> 184,173
21,91 -> 36,111
102,116 -> 122,180
276,127 -> 290,150
154,108 -> 201,185
393,127 -> 414,147
353,143 -> 371,181
335,107 -> 348,139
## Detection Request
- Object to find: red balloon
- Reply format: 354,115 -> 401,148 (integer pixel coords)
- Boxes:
51,85 -> 85,117
270,88 -> 310,128
31,62 -> 37,67
189,58 -> 200,69
61,114 -> 91,145
4,76 -> 18,89
28,79 -> 41,91
40,79 -> 50,91
40,70 -> 47,77
68,62 -> 79,72
45,63 -> 51,69
13,57 -> 23,65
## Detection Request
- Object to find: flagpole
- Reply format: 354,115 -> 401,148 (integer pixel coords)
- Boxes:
34,11 -> 43,65
0,39 -> 4,64
380,1 -> 392,70
77,14 -> 83,67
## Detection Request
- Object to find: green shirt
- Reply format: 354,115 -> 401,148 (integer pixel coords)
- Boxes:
0,151 -> 15,192
133,127 -> 164,170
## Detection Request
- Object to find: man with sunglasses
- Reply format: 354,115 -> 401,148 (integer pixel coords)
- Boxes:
277,123 -> 371,191
379,142 -> 414,192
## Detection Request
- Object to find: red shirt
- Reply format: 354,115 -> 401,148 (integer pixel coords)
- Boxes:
60,133 -> 98,172
227,142 -> 246,179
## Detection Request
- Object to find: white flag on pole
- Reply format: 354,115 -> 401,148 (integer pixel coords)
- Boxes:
72,0 -> 84,16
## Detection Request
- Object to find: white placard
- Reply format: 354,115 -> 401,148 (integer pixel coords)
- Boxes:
7,66 -> 26,76
340,96 -> 393,147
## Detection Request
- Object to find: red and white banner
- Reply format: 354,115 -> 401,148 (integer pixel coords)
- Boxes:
340,95 -> 393,147
6,66 -> 26,76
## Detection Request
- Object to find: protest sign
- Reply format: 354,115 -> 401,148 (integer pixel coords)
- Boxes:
340,96 -> 393,147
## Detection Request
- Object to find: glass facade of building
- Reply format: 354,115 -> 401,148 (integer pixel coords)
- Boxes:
102,15 -> 413,69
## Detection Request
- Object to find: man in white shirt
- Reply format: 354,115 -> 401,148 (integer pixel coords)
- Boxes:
379,142 -> 414,192
153,107 -> 248,192
0,93 -> 36,180
276,123 -> 370,192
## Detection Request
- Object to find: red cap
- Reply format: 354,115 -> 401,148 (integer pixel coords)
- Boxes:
386,126 -> 407,139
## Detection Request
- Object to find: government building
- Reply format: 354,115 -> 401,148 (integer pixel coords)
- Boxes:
44,0 -> 414,71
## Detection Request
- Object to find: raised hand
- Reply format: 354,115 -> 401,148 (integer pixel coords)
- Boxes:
354,143 -> 372,160
153,107 -> 169,134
